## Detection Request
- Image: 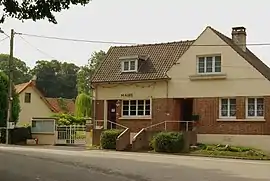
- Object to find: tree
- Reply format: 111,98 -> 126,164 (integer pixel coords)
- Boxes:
75,93 -> 91,118
77,50 -> 106,95
31,60 -> 79,98
0,54 -> 31,84
0,0 -> 91,24
0,71 -> 20,127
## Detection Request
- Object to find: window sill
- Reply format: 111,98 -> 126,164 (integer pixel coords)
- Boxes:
189,73 -> 227,81
217,118 -> 265,122
119,116 -> 152,120
32,132 -> 55,135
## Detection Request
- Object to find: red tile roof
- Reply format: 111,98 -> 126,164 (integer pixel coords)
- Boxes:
15,80 -> 75,114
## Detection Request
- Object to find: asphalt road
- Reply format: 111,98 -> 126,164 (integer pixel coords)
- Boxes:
0,145 -> 270,181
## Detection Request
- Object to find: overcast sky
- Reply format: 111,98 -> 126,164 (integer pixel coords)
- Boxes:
0,0 -> 269,68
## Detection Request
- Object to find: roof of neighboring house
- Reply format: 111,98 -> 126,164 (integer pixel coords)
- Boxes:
91,40 -> 194,83
45,98 -> 75,114
15,80 -> 75,114
92,26 -> 270,83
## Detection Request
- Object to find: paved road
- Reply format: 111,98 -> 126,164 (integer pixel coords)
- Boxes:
0,145 -> 270,181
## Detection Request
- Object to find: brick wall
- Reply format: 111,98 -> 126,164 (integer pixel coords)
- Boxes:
194,97 -> 270,135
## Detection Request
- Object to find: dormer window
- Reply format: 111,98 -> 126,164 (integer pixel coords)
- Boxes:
119,55 -> 149,73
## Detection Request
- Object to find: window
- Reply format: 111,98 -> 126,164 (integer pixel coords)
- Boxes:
121,60 -> 137,72
24,93 -> 31,103
31,120 -> 55,133
197,55 -> 221,73
246,98 -> 264,117
122,100 -> 151,117
219,98 -> 236,118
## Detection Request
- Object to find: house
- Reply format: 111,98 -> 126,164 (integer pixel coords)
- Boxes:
91,26 -> 270,151
15,79 -> 75,127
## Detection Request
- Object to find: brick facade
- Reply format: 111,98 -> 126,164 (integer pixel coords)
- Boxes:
194,97 -> 270,135
94,97 -> 270,134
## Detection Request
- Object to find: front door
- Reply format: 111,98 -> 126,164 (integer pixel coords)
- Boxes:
180,98 -> 194,131
107,100 -> 117,129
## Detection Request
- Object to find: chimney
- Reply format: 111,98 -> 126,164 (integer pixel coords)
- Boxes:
231,26 -> 247,51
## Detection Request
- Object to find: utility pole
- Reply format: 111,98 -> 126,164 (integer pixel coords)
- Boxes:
6,29 -> 14,145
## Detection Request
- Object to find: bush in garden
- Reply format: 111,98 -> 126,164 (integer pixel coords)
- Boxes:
100,129 -> 123,149
152,132 -> 184,153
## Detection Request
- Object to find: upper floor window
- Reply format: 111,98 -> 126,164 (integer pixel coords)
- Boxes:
246,98 -> 264,118
24,93 -> 31,103
197,55 -> 221,74
121,60 -> 138,72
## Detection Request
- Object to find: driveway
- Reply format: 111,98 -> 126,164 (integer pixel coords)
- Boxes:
0,145 -> 269,181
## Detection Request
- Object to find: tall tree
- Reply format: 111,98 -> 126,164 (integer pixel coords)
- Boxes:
77,50 -> 106,94
31,60 -> 79,98
0,0 -> 91,23
0,71 -> 20,127
0,54 -> 31,84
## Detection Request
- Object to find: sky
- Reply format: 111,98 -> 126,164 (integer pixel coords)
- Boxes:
0,0 -> 270,68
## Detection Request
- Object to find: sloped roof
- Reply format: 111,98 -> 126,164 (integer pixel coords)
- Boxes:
46,98 -> 75,114
92,26 -> 270,83
91,40 -> 194,83
209,27 -> 270,81
15,80 -> 75,114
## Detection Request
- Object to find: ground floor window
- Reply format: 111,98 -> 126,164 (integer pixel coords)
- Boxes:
219,98 -> 236,118
31,119 -> 55,133
246,97 -> 264,117
122,100 -> 151,116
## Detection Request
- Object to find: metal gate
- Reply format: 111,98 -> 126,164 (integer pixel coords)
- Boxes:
55,125 -> 86,145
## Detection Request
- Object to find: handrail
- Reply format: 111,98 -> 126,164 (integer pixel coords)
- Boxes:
132,128 -> 145,141
144,120 -> 195,131
107,120 -> 128,129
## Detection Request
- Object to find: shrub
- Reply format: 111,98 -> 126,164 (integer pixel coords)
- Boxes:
152,132 -> 184,153
100,129 -> 123,149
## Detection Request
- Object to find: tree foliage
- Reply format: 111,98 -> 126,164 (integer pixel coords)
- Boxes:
0,71 -> 20,127
0,0 -> 91,24
31,60 -> 79,98
0,54 -> 31,84
77,50 -> 106,94
75,93 -> 91,118
52,113 -> 86,125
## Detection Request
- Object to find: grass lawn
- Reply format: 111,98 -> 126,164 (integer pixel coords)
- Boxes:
189,143 -> 270,160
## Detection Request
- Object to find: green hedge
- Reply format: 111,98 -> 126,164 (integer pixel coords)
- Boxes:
151,132 -> 184,153
100,129 -> 123,149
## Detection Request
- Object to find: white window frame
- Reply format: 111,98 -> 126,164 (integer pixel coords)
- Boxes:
197,55 -> 221,74
121,99 -> 151,117
245,97 -> 264,118
121,59 -> 138,72
31,119 -> 55,134
219,98 -> 236,119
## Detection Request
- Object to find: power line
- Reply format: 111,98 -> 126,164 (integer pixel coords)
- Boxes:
19,33 -> 137,45
0,36 -> 9,43
17,32 -> 270,47
18,35 -> 56,59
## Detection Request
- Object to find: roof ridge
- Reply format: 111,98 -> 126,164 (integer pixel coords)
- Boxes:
112,40 -> 195,48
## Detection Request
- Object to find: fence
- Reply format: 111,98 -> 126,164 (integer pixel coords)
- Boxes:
55,125 -> 86,145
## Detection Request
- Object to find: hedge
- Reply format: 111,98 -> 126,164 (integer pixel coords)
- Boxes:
100,129 -> 123,149
151,132 -> 184,153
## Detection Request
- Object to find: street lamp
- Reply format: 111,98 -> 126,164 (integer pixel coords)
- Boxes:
0,28 -> 14,145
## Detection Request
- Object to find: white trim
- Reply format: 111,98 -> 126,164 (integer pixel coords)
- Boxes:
219,98 -> 236,119
121,59 -> 138,72
197,55 -> 222,74
121,99 -> 152,117
245,97 -> 264,118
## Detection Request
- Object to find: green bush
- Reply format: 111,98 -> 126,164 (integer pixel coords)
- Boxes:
100,129 -> 123,149
151,132 -> 184,153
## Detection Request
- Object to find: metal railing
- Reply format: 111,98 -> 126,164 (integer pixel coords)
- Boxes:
93,120 -> 128,130
144,120 -> 195,132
